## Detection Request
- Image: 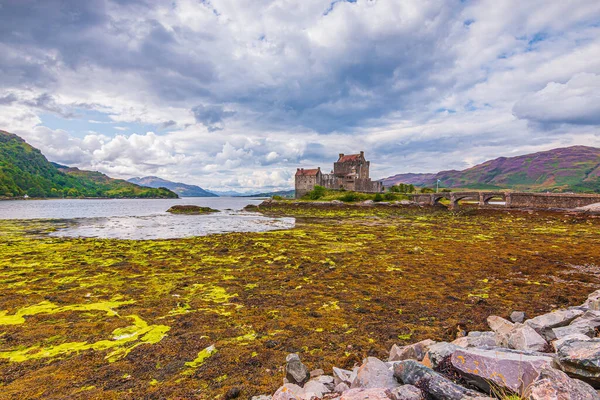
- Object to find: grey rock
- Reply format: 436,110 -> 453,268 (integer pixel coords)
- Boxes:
510,311 -> 526,323
553,333 -> 591,351
334,382 -> 350,394
310,369 -> 324,378
452,332 -> 496,348
528,365 -> 600,400
331,200 -> 343,205
362,200 -> 374,205
393,360 -> 488,399
333,367 -> 353,386
316,375 -> 335,391
302,380 -> 330,399
424,342 -> 460,369
557,338 -> 600,387
340,388 -> 397,400
582,290 -> 600,311
286,354 -> 310,387
390,384 -> 422,400
389,339 -> 435,361
570,310 -> 600,329
552,323 -> 595,340
251,396 -> 273,400
351,357 -> 399,389
486,315 -> 514,346
450,347 -> 555,395
273,383 -> 303,400
525,309 -> 584,340
507,324 -> 548,352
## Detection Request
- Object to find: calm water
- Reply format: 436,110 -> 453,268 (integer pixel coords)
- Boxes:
0,197 -> 295,240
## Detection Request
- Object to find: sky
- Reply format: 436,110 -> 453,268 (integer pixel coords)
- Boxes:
1,0 -> 600,192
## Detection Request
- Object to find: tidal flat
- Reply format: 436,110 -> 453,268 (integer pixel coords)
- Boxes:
1,205 -> 599,399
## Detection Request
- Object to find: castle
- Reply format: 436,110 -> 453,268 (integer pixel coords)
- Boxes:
295,151 -> 383,198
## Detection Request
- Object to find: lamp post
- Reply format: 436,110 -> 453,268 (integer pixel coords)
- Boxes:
436,179 -> 441,193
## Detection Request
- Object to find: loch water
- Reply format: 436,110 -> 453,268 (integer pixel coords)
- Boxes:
0,197 -> 295,240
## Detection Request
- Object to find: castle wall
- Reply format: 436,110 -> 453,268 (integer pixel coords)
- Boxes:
295,152 -> 382,197
295,175 -> 319,198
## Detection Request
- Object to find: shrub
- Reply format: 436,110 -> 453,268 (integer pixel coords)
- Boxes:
272,195 -> 283,200
340,192 -> 359,202
373,193 -> 384,202
306,185 -> 326,200
384,192 -> 396,201
420,187 -> 435,193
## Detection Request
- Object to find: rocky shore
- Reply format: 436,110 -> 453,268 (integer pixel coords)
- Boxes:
255,290 -> 600,400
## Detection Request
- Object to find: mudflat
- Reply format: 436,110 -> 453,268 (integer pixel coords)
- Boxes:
1,205 -> 599,399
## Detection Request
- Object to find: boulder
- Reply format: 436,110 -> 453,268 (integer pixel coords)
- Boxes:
507,324 -> 548,352
525,309 -> 584,340
351,357 -> 399,389
424,342 -> 460,369
302,380 -> 330,399
510,311 -> 526,323
553,333 -> 591,351
556,338 -> 600,387
582,290 -> 600,311
486,316 -> 514,346
334,382 -> 350,394
570,310 -> 600,329
332,367 -> 353,386
393,360 -> 489,399
316,375 -> 335,391
389,339 -> 435,361
528,365 -> 600,400
340,388 -> 397,400
390,385 -> 422,400
450,347 -> 555,395
310,369 -> 325,378
452,332 -> 496,348
552,323 -> 594,340
273,384 -> 302,400
286,354 -> 310,387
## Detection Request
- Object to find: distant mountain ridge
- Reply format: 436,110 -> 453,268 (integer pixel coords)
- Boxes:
128,176 -> 217,197
0,130 -> 178,199
383,146 -> 600,193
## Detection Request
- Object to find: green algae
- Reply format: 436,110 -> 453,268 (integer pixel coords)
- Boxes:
0,309 -> 170,363
0,298 -> 134,325
185,345 -> 217,368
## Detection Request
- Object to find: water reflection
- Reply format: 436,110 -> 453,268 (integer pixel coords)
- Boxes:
51,211 -> 295,240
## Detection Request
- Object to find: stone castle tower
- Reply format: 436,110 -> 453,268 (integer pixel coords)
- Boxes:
295,151 -> 382,198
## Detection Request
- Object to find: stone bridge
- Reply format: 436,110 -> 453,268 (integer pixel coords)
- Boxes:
411,191 -> 600,210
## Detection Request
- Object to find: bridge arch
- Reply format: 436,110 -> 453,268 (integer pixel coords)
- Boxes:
481,192 -> 507,206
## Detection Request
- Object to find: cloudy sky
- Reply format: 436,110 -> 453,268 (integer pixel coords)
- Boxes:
1,0 -> 600,192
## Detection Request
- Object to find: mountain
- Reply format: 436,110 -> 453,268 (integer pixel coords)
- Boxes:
240,189 -> 295,198
383,146 -> 600,193
0,130 -> 178,199
128,176 -> 217,197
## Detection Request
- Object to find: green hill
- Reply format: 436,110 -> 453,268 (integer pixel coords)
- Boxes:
0,130 -> 178,199
383,146 -> 600,193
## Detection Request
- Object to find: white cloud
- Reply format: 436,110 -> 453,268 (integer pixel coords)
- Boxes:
1,0 -> 600,190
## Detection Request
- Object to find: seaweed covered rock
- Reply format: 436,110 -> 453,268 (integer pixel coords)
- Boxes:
166,205 -> 219,214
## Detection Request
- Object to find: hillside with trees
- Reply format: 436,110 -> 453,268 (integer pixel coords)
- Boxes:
0,130 -> 177,199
